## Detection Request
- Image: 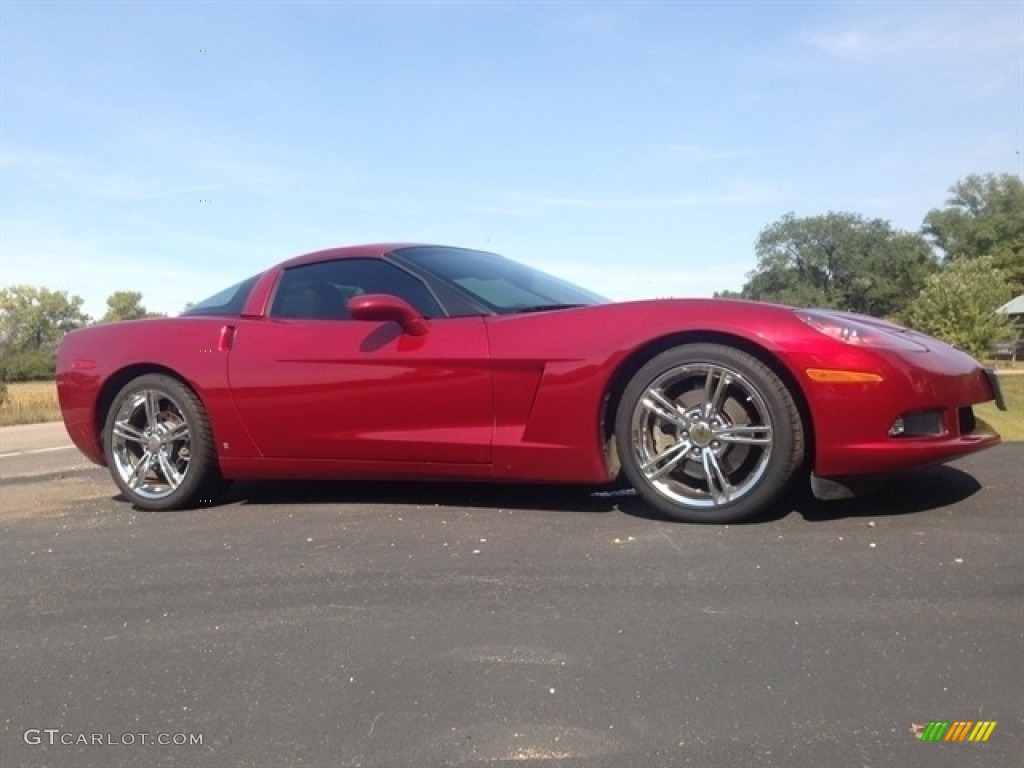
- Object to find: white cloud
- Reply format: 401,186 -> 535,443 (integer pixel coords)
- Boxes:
805,5 -> 1021,61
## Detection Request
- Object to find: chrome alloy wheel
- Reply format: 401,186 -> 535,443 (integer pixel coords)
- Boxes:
629,362 -> 774,509
109,388 -> 193,501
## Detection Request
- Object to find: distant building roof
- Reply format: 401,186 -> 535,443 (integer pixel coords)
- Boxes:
997,294 -> 1024,315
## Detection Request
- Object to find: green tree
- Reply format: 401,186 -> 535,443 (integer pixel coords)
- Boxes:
904,255 -> 1015,359
102,291 -> 148,322
741,212 -> 937,317
923,173 -> 1024,295
0,285 -> 90,381
1,349 -> 57,380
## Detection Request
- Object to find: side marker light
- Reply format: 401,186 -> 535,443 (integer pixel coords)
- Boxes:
805,368 -> 883,383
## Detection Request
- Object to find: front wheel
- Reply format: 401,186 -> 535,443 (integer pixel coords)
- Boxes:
103,374 -> 224,510
615,344 -> 804,523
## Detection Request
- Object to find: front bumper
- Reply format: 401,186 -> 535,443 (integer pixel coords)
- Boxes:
803,348 -> 1002,479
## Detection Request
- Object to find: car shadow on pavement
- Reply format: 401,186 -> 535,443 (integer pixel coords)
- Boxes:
601,464 -> 983,524
119,463 -> 982,523
785,463 -> 983,523
226,479 -> 623,515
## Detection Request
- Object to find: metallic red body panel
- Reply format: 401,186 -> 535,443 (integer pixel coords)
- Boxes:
55,247 -> 1001,492
56,317 -> 262,467
226,315 -> 493,463
484,300 -> 792,482
787,338 -> 1001,475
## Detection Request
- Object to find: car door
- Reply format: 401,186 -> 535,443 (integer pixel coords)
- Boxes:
226,258 -> 493,464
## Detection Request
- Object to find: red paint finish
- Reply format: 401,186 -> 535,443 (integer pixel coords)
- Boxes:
226,315 -> 492,463
56,316 -> 261,466
56,245 -> 1001,496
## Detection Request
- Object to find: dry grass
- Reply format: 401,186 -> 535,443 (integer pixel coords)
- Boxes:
0,380 -> 62,426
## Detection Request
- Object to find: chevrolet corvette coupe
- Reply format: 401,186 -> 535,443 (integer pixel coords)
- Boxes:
56,244 -> 1004,523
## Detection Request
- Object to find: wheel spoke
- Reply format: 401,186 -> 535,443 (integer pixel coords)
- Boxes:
156,452 -> 184,489
144,391 -> 161,431
715,424 -> 772,446
702,368 -> 731,419
700,448 -> 732,504
162,422 -> 190,444
641,388 -> 690,430
112,419 -> 146,445
641,439 -> 692,480
128,452 -> 154,489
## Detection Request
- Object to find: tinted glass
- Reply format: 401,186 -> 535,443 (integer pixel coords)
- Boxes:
396,246 -> 606,314
269,259 -> 442,320
181,275 -> 260,317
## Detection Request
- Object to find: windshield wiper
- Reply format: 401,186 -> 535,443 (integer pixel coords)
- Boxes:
511,303 -> 588,314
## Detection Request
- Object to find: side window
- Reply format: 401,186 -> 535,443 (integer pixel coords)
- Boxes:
270,259 -> 443,320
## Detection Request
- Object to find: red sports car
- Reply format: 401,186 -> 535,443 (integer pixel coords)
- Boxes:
56,244 -> 1004,523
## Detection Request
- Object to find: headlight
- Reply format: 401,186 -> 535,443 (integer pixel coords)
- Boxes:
797,310 -> 929,353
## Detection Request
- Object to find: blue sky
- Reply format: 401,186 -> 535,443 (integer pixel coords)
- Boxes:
2,0 -> 1021,318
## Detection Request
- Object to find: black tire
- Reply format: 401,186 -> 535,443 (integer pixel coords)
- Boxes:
102,374 -> 224,510
615,344 -> 804,523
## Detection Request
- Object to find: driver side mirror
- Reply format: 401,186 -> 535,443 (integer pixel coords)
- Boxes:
348,294 -> 431,336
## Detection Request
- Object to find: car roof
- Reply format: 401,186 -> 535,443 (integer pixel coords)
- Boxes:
279,243 -> 424,269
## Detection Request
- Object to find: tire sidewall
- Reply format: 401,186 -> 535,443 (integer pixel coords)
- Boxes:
615,344 -> 800,524
103,374 -> 214,511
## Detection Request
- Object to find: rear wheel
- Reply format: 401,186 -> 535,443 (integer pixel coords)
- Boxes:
103,374 -> 224,510
615,344 -> 803,523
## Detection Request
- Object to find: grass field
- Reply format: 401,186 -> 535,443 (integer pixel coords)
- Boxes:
976,372 -> 1024,441
0,381 -> 62,427
1,375 -> 1022,439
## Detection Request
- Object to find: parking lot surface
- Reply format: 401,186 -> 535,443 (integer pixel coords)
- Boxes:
1,428 -> 1021,767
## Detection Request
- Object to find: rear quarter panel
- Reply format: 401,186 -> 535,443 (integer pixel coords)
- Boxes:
56,317 -> 260,466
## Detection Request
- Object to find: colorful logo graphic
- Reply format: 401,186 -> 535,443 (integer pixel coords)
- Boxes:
918,720 -> 997,742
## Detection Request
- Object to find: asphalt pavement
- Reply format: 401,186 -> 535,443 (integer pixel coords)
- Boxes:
0,422 -> 91,483
0,425 -> 1021,768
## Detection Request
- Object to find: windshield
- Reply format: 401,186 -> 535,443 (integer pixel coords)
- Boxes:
181,275 -> 260,317
395,246 -> 606,314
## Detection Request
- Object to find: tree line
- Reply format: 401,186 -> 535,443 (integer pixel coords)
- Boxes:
716,173 -> 1023,357
0,289 -> 160,381
1,173 -> 1022,385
